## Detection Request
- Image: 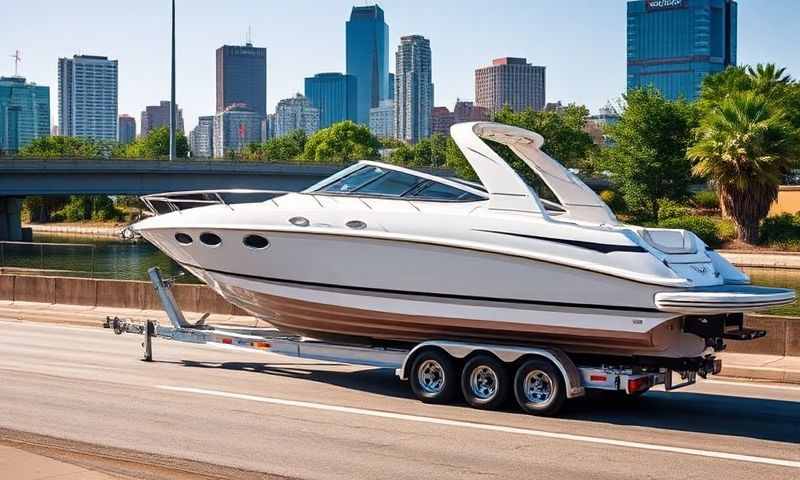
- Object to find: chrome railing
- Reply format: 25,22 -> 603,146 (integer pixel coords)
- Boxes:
140,189 -> 290,215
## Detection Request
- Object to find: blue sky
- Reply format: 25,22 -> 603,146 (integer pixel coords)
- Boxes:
3,0 -> 798,131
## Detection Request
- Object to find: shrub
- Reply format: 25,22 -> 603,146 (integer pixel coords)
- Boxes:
716,218 -> 737,243
657,198 -> 692,221
692,190 -> 719,210
599,190 -> 626,213
658,215 -> 721,247
760,213 -> 800,245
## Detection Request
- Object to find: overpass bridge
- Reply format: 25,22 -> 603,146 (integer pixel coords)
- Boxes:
0,158 -> 344,241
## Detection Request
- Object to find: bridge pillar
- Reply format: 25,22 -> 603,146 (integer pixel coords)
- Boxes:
0,197 -> 23,241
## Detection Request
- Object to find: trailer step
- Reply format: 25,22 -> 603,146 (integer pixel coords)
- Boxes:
722,328 -> 767,341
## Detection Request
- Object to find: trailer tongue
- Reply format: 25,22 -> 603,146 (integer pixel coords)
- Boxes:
105,267 -> 712,416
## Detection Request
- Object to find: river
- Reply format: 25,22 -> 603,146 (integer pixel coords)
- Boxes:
0,233 -> 197,283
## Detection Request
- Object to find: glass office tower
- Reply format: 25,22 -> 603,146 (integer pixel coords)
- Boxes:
0,76 -> 50,153
627,0 -> 737,101
304,73 -> 358,128
216,43 -> 267,116
346,5 -> 389,124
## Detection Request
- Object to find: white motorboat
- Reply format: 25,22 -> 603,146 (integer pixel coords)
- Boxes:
132,122 -> 794,371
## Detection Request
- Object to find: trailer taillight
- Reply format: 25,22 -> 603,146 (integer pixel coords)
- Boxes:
589,374 -> 607,382
627,376 -> 651,394
251,341 -> 270,349
222,338 -> 233,345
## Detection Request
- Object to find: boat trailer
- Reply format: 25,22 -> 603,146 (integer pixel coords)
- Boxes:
104,267 -> 700,416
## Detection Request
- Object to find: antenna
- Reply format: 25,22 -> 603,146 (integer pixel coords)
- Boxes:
246,25 -> 253,46
10,50 -> 22,77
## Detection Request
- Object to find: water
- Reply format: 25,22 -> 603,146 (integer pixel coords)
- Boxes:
0,233 -> 197,283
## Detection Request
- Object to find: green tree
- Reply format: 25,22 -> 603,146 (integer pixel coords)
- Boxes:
117,126 -> 189,159
601,88 -> 697,219
302,121 -> 380,162
389,143 -> 414,166
689,91 -> 800,244
18,136 -> 101,158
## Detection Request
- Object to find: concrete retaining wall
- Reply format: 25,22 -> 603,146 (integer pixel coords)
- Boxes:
1,273 -> 798,356
726,315 -> 800,357
0,274 -> 245,316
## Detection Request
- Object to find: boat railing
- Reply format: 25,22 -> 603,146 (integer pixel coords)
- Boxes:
140,189 -> 290,215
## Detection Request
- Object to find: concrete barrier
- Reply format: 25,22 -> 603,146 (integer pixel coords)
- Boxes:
0,275 -> 13,301
54,277 -> 97,307
13,276 -> 56,303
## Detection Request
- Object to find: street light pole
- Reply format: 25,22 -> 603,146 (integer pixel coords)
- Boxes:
169,0 -> 177,160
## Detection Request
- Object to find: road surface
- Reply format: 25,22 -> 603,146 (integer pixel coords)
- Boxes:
0,319 -> 799,479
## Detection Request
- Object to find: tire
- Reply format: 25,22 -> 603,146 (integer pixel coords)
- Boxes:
460,354 -> 510,410
513,357 -> 566,416
409,349 -> 459,404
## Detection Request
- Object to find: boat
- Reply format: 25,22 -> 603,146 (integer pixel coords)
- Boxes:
131,121 -> 795,370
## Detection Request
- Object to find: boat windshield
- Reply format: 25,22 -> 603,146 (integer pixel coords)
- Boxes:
316,165 -> 485,202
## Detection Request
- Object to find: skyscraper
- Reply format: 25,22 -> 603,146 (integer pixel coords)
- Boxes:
627,0 -> 737,100
346,5 -> 389,124
0,76 -> 50,153
141,101 -> 184,136
304,73 -> 358,128
118,114 -> 136,144
216,43 -> 267,115
475,57 -> 546,115
274,94 -> 320,138
190,115 -> 214,158
58,55 -> 118,140
213,104 -> 263,158
395,35 -> 433,143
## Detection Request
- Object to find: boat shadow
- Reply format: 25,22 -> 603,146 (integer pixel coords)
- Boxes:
176,360 -> 799,444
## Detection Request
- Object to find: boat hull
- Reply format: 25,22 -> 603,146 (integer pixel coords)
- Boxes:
187,266 -> 708,359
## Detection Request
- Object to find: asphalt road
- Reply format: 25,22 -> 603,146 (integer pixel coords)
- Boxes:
1,319 -> 799,480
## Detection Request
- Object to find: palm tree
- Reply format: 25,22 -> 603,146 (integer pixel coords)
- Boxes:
689,92 -> 800,244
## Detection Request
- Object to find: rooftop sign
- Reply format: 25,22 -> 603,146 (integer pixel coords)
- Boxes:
646,0 -> 688,10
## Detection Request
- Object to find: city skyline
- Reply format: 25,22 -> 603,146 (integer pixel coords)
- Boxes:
2,0 -> 799,134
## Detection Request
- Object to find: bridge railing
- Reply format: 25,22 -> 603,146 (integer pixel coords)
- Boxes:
0,240 -> 96,278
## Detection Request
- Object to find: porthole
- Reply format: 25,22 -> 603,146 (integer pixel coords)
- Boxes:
243,234 -> 270,250
345,220 -> 367,230
199,232 -> 222,247
174,233 -> 193,245
289,216 -> 310,227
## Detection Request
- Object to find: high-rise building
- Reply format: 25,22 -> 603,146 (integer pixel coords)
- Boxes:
395,35 -> 433,143
388,73 -> 395,101
274,94 -> 320,138
431,106 -> 455,137
212,104 -> 263,158
58,55 -> 118,140
453,100 -> 489,123
118,114 -> 136,144
627,0 -> 737,100
475,57 -> 546,115
216,43 -> 267,115
190,115 -> 214,158
304,73 -> 358,128
0,76 -> 50,153
346,5 -> 389,124
140,101 -> 184,136
369,100 -> 395,139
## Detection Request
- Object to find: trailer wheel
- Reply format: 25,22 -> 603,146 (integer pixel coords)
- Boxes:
460,354 -> 510,410
513,358 -> 566,416
409,349 -> 459,404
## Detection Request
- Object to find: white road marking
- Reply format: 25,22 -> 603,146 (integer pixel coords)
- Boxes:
158,385 -> 800,469
704,379 -> 800,392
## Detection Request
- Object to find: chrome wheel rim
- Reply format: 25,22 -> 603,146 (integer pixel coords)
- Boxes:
523,370 -> 553,404
418,359 -> 446,394
469,365 -> 498,400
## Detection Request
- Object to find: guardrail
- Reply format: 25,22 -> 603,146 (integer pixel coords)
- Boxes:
0,240 -> 96,278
